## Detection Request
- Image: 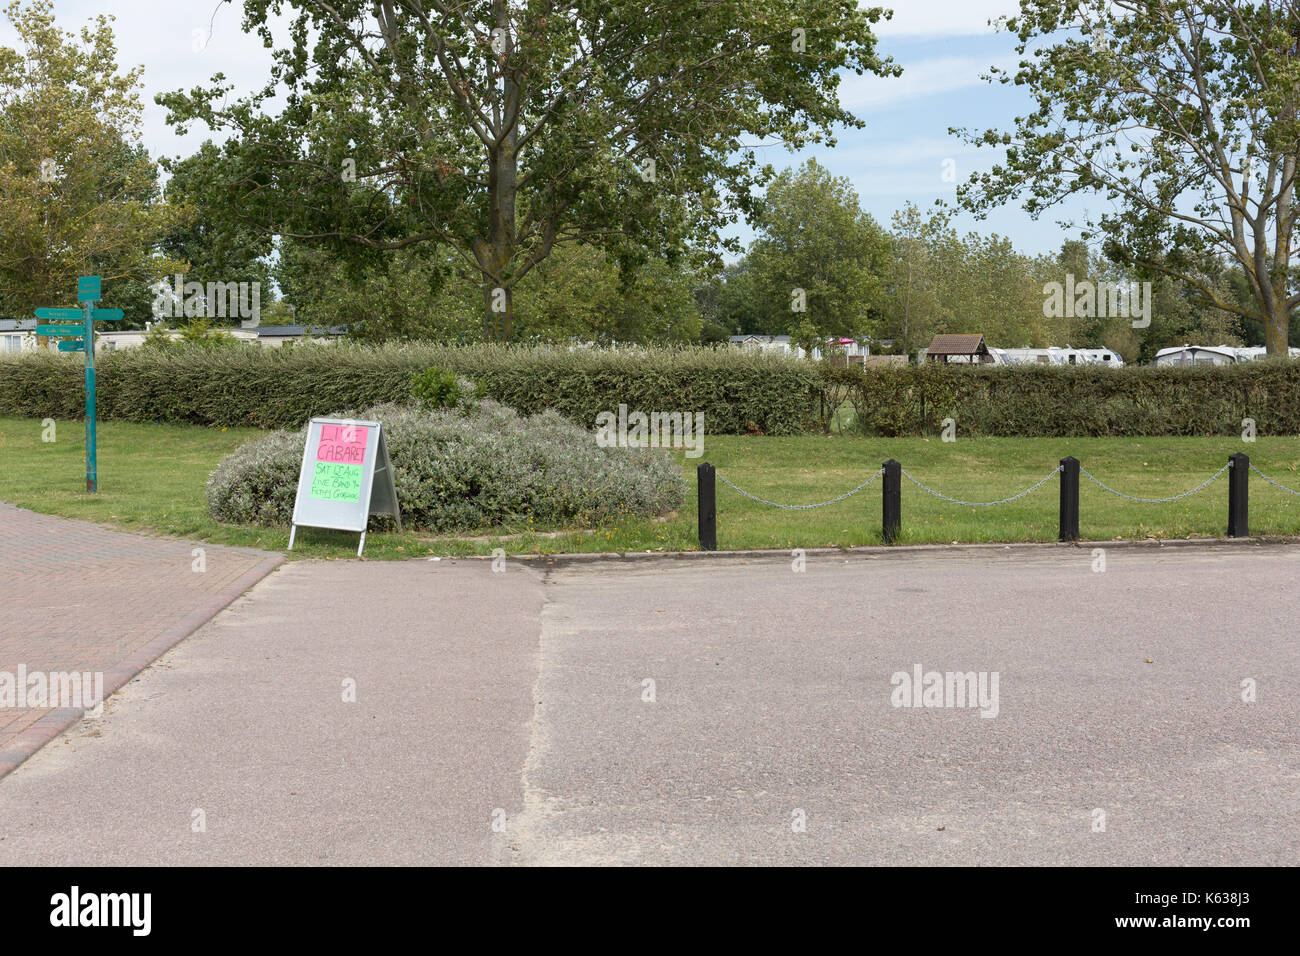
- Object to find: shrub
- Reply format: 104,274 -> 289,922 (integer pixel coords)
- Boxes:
409,366 -> 464,410
206,399 -> 687,532
141,320 -> 243,351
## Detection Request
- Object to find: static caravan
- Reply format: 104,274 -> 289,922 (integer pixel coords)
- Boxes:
993,346 -> 1124,367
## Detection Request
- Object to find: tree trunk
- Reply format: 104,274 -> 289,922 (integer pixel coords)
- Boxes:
477,0 -> 518,341
1265,299 -> 1288,356
481,280 -> 514,340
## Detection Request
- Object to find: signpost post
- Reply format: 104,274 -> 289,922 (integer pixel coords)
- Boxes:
33,277 -> 124,493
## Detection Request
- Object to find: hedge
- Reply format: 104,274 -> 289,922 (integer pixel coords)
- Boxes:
0,344 -> 820,435
6,344 -> 1300,437
839,361 -> 1300,437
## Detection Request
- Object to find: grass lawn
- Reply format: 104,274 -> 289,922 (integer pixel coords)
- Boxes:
4,415 -> 1300,559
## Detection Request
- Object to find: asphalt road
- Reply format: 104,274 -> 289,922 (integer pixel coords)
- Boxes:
1,543 -> 1296,865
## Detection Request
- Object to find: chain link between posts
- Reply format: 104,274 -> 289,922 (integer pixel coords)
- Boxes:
715,459 -> 1283,512
715,468 -> 883,510
1078,463 -> 1229,503
1249,464 -> 1300,496
901,466 -> 1063,507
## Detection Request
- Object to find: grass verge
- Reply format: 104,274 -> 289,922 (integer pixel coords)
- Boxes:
3,417 -> 1300,559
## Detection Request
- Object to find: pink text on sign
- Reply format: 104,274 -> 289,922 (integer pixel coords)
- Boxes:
316,424 -> 369,465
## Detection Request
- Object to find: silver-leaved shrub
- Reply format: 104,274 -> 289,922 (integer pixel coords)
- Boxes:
207,399 -> 686,532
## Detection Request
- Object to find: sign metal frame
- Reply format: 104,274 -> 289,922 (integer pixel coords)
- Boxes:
288,417 -> 402,556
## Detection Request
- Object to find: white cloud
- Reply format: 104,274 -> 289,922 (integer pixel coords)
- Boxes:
839,54 -> 1018,112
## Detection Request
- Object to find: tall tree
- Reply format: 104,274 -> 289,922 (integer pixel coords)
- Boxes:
0,0 -> 179,317
159,142 -> 276,323
745,158 -> 891,338
159,0 -> 898,340
882,202 -> 952,355
956,0 -> 1300,355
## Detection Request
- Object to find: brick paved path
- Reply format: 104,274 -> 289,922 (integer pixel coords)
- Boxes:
0,503 -> 282,777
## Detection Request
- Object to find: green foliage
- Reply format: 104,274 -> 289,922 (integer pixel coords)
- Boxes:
141,319 -> 243,351
206,400 -> 687,532
0,0 -> 183,315
0,343 -> 820,434
832,361 -> 1300,437
954,1 -> 1300,353
409,366 -> 463,410
276,239 -> 704,345
159,142 -> 275,299
732,159 -> 891,339
157,0 -> 899,338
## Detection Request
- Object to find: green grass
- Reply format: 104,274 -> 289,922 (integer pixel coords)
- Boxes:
4,416 -> 1300,559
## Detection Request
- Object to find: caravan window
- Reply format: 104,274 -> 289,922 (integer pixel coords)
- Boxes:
2,334 -> 22,353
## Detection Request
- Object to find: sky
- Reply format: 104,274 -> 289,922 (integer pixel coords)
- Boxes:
1,0 -> 1095,259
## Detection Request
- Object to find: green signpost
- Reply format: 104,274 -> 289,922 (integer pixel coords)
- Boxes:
34,276 -> 124,492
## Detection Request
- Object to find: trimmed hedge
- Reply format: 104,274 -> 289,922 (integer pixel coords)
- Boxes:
843,361 -> 1300,437
6,344 -> 1300,437
0,344 -> 819,435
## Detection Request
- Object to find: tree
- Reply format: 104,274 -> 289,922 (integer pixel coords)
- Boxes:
0,0 -> 180,317
280,235 -> 701,343
276,240 -> 458,342
158,0 -> 898,340
882,203 -> 952,355
512,243 -> 701,343
745,158 -> 891,338
695,258 -> 766,340
159,142 -> 276,324
956,1 -> 1300,355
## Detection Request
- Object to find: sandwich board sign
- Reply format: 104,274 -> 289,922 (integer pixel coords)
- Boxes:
289,418 -> 401,556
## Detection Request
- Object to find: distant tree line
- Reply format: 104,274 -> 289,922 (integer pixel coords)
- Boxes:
1,1 -> 1294,363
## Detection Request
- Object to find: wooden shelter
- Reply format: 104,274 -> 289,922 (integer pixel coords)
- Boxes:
924,334 -> 993,364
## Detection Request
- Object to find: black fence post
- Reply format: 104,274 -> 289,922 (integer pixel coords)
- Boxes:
1059,456 -> 1080,542
697,462 -> 717,551
882,459 -> 901,544
1228,452 -> 1249,538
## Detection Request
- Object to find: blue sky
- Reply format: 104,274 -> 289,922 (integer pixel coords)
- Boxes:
4,0 -> 1091,258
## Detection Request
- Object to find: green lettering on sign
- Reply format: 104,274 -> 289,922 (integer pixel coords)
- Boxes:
309,461 -> 363,502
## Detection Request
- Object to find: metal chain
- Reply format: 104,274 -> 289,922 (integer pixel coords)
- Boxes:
1079,463 -> 1229,503
900,466 -> 1062,507
715,468 -> 884,510
1249,464 -> 1300,496
720,460 -> 1242,511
